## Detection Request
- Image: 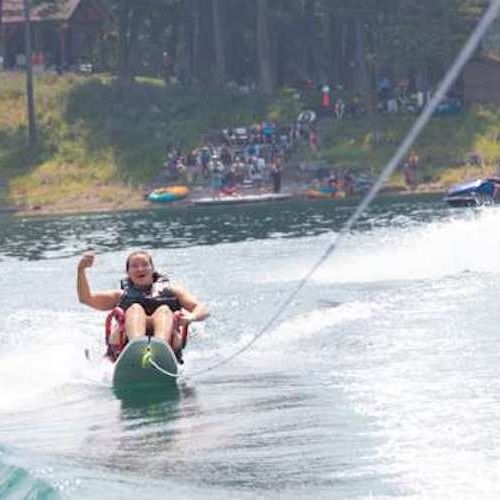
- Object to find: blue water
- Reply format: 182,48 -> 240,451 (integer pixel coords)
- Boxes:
2,195 -> 500,499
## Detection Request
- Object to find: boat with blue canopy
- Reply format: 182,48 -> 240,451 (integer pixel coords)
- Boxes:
444,178 -> 500,207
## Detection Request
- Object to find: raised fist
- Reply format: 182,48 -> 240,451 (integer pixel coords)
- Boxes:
78,251 -> 95,270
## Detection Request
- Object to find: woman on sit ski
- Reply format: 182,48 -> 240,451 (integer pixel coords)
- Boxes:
77,250 -> 209,361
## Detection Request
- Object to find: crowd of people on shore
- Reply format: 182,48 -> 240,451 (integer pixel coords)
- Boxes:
159,113 -> 319,196
157,75 -> 446,198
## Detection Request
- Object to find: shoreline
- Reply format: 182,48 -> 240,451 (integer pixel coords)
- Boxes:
3,182 -> 447,218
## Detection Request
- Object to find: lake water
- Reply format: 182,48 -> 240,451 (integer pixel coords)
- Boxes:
2,195 -> 500,499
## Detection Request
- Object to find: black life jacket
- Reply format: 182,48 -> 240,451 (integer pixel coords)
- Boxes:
118,274 -> 181,315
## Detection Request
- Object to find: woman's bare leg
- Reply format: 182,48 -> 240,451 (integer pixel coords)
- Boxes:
124,303 -> 147,340
150,305 -> 176,346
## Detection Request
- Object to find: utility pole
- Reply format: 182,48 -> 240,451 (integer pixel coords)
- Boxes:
23,0 -> 37,152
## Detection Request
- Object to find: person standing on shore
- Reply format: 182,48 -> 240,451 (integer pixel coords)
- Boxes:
404,150 -> 419,190
270,160 -> 282,193
162,51 -> 173,83
309,125 -> 318,155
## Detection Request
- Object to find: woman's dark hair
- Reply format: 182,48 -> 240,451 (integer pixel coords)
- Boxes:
125,251 -> 163,282
126,251 -> 154,271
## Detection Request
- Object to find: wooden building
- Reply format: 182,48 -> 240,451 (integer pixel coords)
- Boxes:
463,53 -> 500,104
1,0 -> 111,69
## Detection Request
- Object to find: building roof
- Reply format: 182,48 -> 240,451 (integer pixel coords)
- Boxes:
3,0 -> 87,23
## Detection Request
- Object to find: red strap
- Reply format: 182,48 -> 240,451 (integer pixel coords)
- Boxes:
104,308 -> 188,360
105,307 -> 126,361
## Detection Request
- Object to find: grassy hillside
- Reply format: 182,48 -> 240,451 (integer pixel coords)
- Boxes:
0,73 -> 298,210
317,106 -> 500,189
1,72 -> 500,211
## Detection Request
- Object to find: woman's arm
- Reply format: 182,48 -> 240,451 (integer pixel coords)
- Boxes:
77,251 -> 121,311
171,284 -> 209,326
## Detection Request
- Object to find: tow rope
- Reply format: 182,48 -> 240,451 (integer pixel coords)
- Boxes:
104,0 -> 500,380
187,0 -> 500,378
139,345 -> 178,378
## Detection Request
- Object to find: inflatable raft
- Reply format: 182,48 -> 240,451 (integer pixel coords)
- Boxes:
306,186 -> 345,199
148,185 -> 189,203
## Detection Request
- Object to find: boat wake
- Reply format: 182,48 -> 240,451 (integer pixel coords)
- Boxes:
248,207 -> 500,286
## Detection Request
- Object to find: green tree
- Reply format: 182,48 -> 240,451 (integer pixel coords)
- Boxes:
88,0 -> 494,95
24,0 -> 36,151
256,0 -> 274,94
212,0 -> 227,84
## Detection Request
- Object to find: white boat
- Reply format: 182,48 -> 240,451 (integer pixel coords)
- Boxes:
443,178 -> 500,207
192,192 -> 292,206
